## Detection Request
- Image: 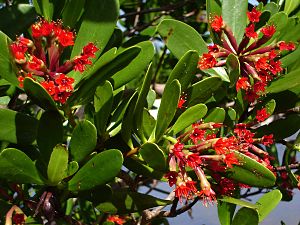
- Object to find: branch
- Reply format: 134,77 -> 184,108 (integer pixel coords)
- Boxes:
275,163 -> 300,171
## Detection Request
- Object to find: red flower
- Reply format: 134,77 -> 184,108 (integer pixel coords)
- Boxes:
256,108 -> 270,122
12,213 -> 25,225
223,152 -> 239,168
55,74 -> 74,92
41,80 -> 56,96
247,8 -> 262,23
255,57 -> 269,71
208,44 -> 219,53
53,90 -> 72,104
190,128 -> 205,144
186,153 -> 202,169
253,81 -> 267,94
269,60 -> 282,75
74,56 -> 92,72
18,36 -> 33,47
261,134 -> 274,146
198,53 -> 217,70
210,15 -> 224,32
10,43 -> 27,61
82,42 -> 99,58
107,215 -> 125,225
214,137 -> 237,155
175,180 -> 197,201
31,19 -> 54,38
236,77 -> 251,91
261,25 -> 276,37
278,41 -> 296,51
178,95 -> 187,109
245,24 -> 258,39
56,29 -> 75,47
27,56 -> 44,71
198,186 -> 216,206
165,171 -> 178,187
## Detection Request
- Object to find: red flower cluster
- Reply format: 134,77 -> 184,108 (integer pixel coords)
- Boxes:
10,18 -> 99,104
198,8 -> 296,103
106,215 -> 125,225
165,121 -> 274,204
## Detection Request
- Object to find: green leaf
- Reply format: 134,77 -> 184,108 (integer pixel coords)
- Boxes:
68,149 -> 123,191
62,0 -> 85,28
157,19 -> 207,59
222,0 -> 248,44
227,107 -> 236,121
47,144 -> 69,185
187,77 -> 223,106
152,80 -> 181,142
284,0 -> 300,15
0,108 -> 38,144
219,197 -> 258,210
226,151 -> 276,187
169,104 -> 207,135
32,0 -> 54,20
65,161 -> 79,178
140,143 -> 166,171
245,99 -> 276,123
0,148 -> 44,184
37,110 -> 63,164
70,120 -> 97,163
256,190 -> 282,222
142,109 -> 156,140
218,200 -> 236,225
94,81 -> 114,136
68,47 -> 141,105
267,69 -> 300,93
0,31 -> 19,86
0,4 -> 36,38
71,0 -> 119,58
207,0 -> 221,16
232,207 -> 259,225
281,46 -> 300,68
226,54 -> 240,87
96,189 -> 172,214
111,41 -> 154,89
204,107 -> 226,123
23,78 -> 57,111
205,67 -> 230,83
166,50 -> 199,91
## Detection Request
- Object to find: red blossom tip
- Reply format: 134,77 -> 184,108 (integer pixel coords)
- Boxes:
247,8 -> 262,23
210,15 -> 224,32
198,53 -> 217,70
261,24 -> 276,37
256,108 -> 270,122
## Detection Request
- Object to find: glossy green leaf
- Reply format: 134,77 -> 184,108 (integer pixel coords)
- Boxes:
245,99 -> 276,122
226,54 -> 240,87
23,78 -> 57,111
207,0 -> 221,16
263,2 -> 279,15
97,189 -> 171,214
32,0 -> 54,20
205,67 -> 230,83
94,81 -> 114,136
62,0 -> 85,28
68,149 -> 123,191
142,109 -> 156,140
227,107 -> 236,121
47,144 -> 69,185
187,77 -> 223,106
281,46 -> 300,68
284,0 -> 300,15
0,108 -> 38,144
0,31 -> 19,86
222,0 -> 248,44
204,107 -> 226,123
267,69 -> 300,93
232,207 -> 259,225
68,47 -> 141,105
266,12 -> 288,43
169,104 -> 207,135
256,190 -> 282,222
219,197 -> 258,210
166,50 -> 199,91
227,151 -> 276,187
65,161 -> 79,178
0,4 -> 36,38
284,148 -> 299,186
70,120 -> 97,163
218,201 -> 236,225
140,143 -> 166,171
111,41 -> 154,89
71,0 -> 119,58
0,148 -> 44,184
152,80 -> 181,142
157,19 -> 207,59
37,110 -> 63,164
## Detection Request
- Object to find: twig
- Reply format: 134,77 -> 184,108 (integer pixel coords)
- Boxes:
275,163 -> 300,171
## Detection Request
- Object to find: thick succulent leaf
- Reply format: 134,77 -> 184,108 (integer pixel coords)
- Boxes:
151,80 -> 181,142
157,19 -> 207,59
284,0 -> 300,15
165,50 -> 199,91
0,4 -> 36,38
226,151 -> 276,187
226,54 -> 240,87
204,107 -> 226,123
37,110 -> 63,164
65,161 -> 79,178
267,69 -> 300,93
218,201 -> 236,225
0,148 -> 44,184
219,197 -> 258,210
32,0 -> 54,20
0,108 -> 38,144
68,47 -> 141,106
232,207 -> 259,225
47,144 -> 69,185
205,67 -> 230,83
187,77 -> 223,106
169,104 -> 207,135
70,120 -> 97,163
111,41 -> 154,89
140,143 -> 166,171
256,190 -> 282,222
0,31 -> 19,86
222,0 -> 248,44
71,0 -> 119,58
206,0 -> 221,16
62,0 -> 86,28
281,47 -> 300,68
96,189 -> 172,214
68,149 -> 123,191
23,78 -> 57,111
94,81 -> 114,136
